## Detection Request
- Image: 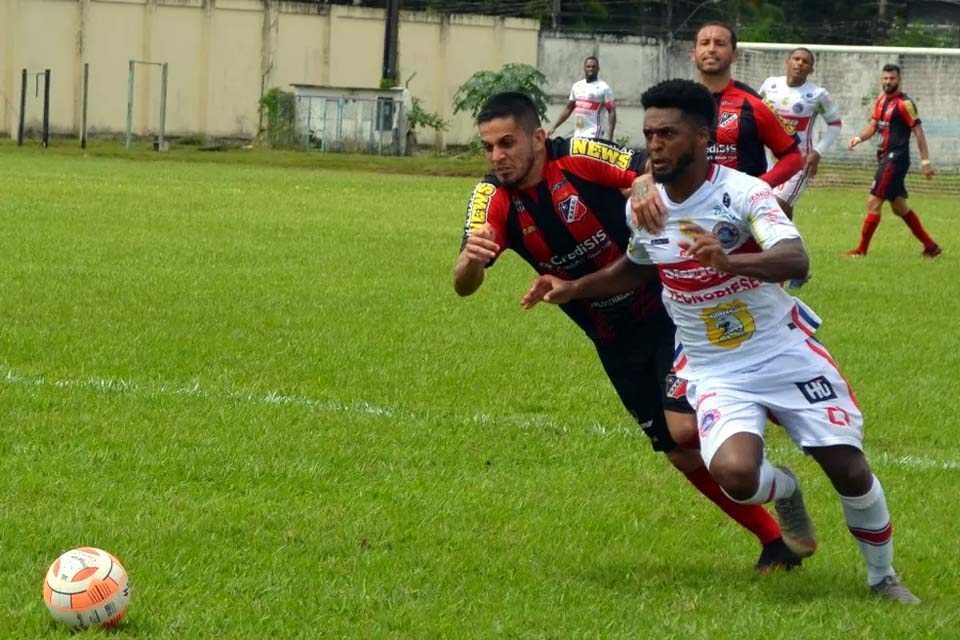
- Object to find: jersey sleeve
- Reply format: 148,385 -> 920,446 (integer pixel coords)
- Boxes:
870,96 -> 883,123
753,96 -> 799,158
817,89 -> 842,125
623,200 -> 653,265
758,77 -> 774,98
899,97 -> 921,127
460,180 -> 511,262
604,83 -> 616,110
556,137 -> 646,189
568,83 -> 576,102
741,182 -> 801,250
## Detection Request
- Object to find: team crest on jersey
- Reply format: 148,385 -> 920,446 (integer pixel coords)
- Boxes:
712,221 -> 741,248
557,195 -> 587,223
718,112 -> 739,129
792,102 -> 804,114
700,301 -> 756,348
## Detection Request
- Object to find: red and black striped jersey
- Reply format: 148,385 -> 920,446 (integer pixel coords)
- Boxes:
710,80 -> 799,179
871,92 -> 920,160
460,137 -> 663,344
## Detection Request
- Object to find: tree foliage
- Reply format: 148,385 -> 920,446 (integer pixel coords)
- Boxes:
452,64 -> 549,122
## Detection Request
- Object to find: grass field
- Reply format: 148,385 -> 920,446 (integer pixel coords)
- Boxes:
1,144 -> 958,638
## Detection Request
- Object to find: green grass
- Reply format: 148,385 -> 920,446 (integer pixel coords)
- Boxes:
0,147 -> 958,638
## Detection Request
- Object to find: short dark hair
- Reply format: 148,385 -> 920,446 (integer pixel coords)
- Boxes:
790,47 -> 815,64
697,21 -> 737,50
882,63 -> 901,75
476,92 -> 541,132
641,79 -> 716,130
584,55 -> 599,64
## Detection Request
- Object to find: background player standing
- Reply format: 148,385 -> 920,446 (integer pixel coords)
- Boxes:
547,56 -> 617,140
759,48 -> 843,218
523,79 -> 920,605
846,64 -> 941,258
691,22 -> 802,192
455,92 -> 800,573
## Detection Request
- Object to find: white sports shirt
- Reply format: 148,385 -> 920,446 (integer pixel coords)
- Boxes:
625,164 -> 822,381
569,79 -> 615,138
759,77 -> 842,157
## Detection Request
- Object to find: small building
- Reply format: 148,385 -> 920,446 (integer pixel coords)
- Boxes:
290,84 -> 411,155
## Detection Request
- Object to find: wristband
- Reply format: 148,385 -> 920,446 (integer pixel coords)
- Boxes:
921,159 -> 931,166
853,136 -> 862,144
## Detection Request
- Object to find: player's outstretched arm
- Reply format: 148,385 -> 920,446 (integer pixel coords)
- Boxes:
678,223 -> 808,283
521,256 -> 653,309
454,225 -> 499,297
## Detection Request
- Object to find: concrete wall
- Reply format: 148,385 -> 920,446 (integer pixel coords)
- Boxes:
0,0 -> 539,145
539,33 -> 960,162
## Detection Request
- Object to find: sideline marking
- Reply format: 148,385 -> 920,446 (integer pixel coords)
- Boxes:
3,366 -> 956,471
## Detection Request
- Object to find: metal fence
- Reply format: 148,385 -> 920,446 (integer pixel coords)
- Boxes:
295,95 -> 408,155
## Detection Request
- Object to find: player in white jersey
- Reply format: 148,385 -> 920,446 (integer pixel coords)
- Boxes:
759,48 -> 842,216
522,79 -> 919,604
547,56 -> 617,139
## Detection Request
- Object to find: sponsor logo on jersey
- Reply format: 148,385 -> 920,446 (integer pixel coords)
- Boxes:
904,99 -> 918,120
538,228 -> 609,271
792,103 -> 804,114
748,188 -> 775,205
652,237 -> 670,245
570,138 -> 632,170
699,408 -> 721,438
550,178 -> 568,193
713,204 -> 737,222
511,197 -> 526,212
718,112 -> 739,129
466,182 -> 496,231
522,224 -> 537,236
722,192 -> 731,207
558,194 -> 588,223
707,143 -> 737,156
796,376 -> 837,403
700,300 -> 756,348
712,221 -> 741,249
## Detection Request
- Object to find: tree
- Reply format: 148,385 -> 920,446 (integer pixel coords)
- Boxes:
452,64 -> 549,122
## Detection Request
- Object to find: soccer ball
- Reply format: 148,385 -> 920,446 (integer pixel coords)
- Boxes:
42,547 -> 131,630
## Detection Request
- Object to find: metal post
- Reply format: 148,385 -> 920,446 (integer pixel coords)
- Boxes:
42,69 -> 51,148
158,63 -> 168,151
126,60 -> 135,149
81,63 -> 89,149
304,96 -> 312,152
18,69 -> 26,146
320,97 -> 328,152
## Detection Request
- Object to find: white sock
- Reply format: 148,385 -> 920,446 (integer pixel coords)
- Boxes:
725,459 -> 797,504
840,474 -> 895,585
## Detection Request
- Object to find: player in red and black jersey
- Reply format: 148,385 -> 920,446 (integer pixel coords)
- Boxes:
454,92 -> 801,572
846,64 -> 941,258
691,22 -> 802,194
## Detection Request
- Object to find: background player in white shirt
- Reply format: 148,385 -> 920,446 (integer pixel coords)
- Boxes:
522,79 -> 919,605
547,56 -> 617,140
759,47 -> 842,217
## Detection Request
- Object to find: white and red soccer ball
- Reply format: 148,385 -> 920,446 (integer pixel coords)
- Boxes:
43,547 -> 131,630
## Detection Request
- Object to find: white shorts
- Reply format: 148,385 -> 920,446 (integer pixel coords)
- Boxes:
773,169 -> 809,206
687,337 -> 864,469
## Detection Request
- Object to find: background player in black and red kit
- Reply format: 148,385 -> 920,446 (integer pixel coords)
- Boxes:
453,92 -> 801,572
846,64 -> 941,258
691,22 -> 802,198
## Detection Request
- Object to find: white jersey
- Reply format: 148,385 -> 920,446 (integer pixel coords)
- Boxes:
759,77 -> 841,156
569,79 -> 615,138
625,164 -> 822,381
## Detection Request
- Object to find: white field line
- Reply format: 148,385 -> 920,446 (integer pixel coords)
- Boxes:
2,366 -> 957,472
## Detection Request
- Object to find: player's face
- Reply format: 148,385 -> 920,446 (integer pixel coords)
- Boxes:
584,59 -> 599,82
643,107 -> 706,184
786,50 -> 814,84
479,116 -> 545,187
881,70 -> 900,95
692,26 -> 737,75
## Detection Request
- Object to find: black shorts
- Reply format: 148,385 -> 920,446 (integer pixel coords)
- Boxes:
594,310 -> 693,453
870,154 -> 910,202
